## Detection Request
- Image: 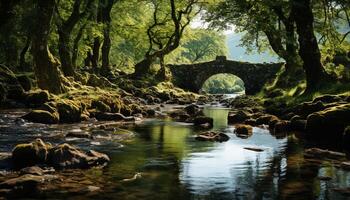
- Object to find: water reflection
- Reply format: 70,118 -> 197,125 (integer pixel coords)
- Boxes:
1,108 -> 350,199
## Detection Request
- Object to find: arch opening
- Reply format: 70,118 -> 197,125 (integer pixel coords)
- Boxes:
201,73 -> 245,94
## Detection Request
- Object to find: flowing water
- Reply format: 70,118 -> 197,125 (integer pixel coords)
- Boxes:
0,106 -> 349,199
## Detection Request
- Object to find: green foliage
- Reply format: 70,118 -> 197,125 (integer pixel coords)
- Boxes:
201,73 -> 245,94
168,29 -> 228,63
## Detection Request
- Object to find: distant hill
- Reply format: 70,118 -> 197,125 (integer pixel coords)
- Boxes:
225,33 -> 280,63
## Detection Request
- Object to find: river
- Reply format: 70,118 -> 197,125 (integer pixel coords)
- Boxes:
0,105 -> 349,199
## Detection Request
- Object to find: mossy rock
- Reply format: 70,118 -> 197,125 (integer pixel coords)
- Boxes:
12,139 -> 52,169
57,99 -> 82,123
26,90 -> 50,106
306,104 -> 350,140
91,99 -> 111,112
22,110 -> 59,124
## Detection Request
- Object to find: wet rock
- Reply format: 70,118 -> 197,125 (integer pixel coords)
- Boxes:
290,115 -> 306,131
228,110 -> 250,124
193,116 -> 213,128
304,148 -> 347,161
48,144 -> 110,169
94,112 -> 126,121
184,104 -> 201,116
66,131 -> 92,139
121,173 -> 142,182
26,90 -> 50,106
305,104 -> 350,139
256,115 -> 279,125
22,109 -> 59,124
0,174 -> 43,189
234,124 -> 253,138
12,139 -> 52,169
20,166 -> 44,176
244,119 -> 257,126
243,147 -> 264,152
195,131 -> 229,142
273,120 -> 291,133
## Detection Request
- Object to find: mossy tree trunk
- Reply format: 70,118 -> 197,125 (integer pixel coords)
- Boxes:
101,0 -> 115,77
32,0 -> 65,94
292,0 -> 332,92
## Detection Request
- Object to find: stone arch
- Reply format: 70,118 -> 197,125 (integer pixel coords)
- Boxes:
200,73 -> 245,94
169,57 -> 283,95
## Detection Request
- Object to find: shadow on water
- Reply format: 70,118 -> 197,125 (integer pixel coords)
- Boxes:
0,107 -> 350,199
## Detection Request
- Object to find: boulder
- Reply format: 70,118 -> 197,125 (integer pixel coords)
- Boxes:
184,104 -> 201,116
25,90 -> 50,106
91,100 -> 111,113
22,110 -> 59,124
234,124 -> 253,138
48,144 -> 110,169
273,120 -> 291,133
256,115 -> 279,125
0,174 -> 44,190
94,112 -> 126,121
295,101 -> 325,117
12,139 -> 52,169
290,115 -> 306,131
193,116 -> 213,128
57,100 -> 82,123
305,104 -> 350,139
228,110 -> 250,124
195,131 -> 229,142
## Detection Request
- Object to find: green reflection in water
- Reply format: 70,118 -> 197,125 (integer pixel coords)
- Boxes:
203,106 -> 229,129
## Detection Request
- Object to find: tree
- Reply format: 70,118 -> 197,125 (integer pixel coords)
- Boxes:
55,0 -> 95,76
133,0 -> 202,78
179,29 -> 228,63
31,0 -> 65,94
291,0 -> 331,91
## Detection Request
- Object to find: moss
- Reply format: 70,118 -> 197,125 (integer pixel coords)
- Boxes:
91,99 -> 111,112
57,99 -> 82,123
22,110 -> 59,124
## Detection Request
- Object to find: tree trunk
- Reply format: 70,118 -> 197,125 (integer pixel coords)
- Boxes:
58,29 -> 75,76
133,57 -> 154,77
292,0 -> 331,92
72,24 -> 85,68
92,37 -> 101,72
19,36 -> 31,71
101,0 -> 114,77
32,0 -> 64,94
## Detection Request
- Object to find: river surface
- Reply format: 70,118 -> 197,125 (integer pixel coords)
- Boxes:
0,106 -> 350,199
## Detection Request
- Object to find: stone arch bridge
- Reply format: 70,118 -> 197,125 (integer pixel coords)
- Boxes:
169,56 -> 284,95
